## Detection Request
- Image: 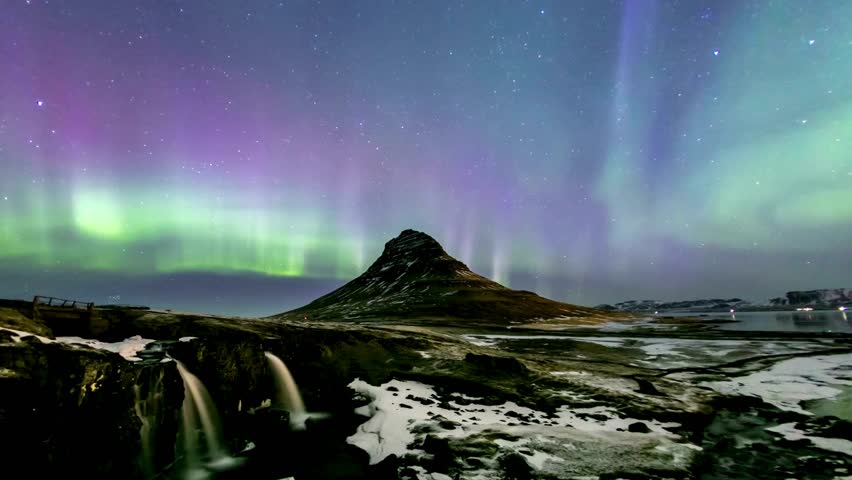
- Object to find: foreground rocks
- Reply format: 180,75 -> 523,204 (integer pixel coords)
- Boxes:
1,302 -> 850,479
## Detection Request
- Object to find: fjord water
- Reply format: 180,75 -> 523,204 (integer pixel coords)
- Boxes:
683,310 -> 851,333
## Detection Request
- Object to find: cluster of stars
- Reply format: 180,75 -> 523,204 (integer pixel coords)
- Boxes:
0,0 -> 849,310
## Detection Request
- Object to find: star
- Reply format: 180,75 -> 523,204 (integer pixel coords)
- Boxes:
713,50 -> 719,56
36,99 -> 44,107
808,39 -> 815,45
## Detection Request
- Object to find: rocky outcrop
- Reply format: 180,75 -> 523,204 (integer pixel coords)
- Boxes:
784,289 -> 851,307
0,299 -> 53,336
769,297 -> 789,307
272,229 -> 617,325
0,333 -> 182,479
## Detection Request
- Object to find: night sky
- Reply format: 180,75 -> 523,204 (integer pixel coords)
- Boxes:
1,1 -> 850,316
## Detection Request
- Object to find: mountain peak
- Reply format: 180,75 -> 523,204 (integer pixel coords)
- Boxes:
273,229 -> 613,323
362,229 -> 465,278
380,229 -> 448,262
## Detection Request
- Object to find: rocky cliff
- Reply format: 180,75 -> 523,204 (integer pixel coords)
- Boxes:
0,302 -> 434,479
780,288 -> 852,307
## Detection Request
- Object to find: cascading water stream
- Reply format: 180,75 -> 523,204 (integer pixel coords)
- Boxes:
264,352 -> 309,429
174,360 -> 242,478
134,368 -> 164,480
176,360 -> 227,460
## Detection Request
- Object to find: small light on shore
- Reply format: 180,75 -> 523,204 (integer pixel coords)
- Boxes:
730,309 -> 735,313
840,306 -> 848,311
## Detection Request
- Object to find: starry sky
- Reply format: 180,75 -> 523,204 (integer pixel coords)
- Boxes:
1,0 -> 850,316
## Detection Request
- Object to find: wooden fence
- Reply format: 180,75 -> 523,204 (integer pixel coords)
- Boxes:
33,296 -> 95,311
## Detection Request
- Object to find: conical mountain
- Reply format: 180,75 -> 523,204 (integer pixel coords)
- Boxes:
272,229 -> 615,325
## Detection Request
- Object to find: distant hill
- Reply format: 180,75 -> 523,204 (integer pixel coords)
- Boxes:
598,288 -> 851,313
270,229 -> 617,325
595,298 -> 749,313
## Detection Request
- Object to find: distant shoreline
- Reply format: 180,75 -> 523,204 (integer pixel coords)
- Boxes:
648,307 -> 844,314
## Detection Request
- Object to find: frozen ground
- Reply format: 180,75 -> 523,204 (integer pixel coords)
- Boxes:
698,352 -> 852,463
462,332 -> 852,466
767,422 -> 852,455
0,326 -> 58,344
347,378 -> 700,478
0,327 -> 156,361
463,333 -> 834,369
703,353 -> 852,416
55,335 -> 155,361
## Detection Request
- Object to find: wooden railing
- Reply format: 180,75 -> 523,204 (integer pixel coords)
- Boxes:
33,296 -> 94,311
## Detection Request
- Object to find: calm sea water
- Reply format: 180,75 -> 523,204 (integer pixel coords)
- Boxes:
671,310 -> 852,333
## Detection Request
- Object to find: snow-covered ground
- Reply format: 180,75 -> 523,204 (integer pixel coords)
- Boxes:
767,422 -> 852,455
462,334 -> 829,368
460,332 -> 852,461
0,326 -> 60,344
1,327 -> 155,361
347,378 -> 700,478
703,353 -> 852,416
703,352 -> 852,458
55,335 -> 155,361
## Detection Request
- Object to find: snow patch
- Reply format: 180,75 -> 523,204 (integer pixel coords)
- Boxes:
462,335 -> 498,347
56,335 -> 156,361
2,327 -> 157,362
493,436 -> 566,469
0,326 -> 54,343
407,466 -> 453,480
767,422 -> 852,455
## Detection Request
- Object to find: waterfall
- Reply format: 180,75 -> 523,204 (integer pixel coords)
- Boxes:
175,360 -> 242,478
176,360 -> 227,459
134,368 -> 164,479
264,352 -> 308,428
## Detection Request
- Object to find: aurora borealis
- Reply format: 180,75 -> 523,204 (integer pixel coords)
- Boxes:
1,1 -> 850,315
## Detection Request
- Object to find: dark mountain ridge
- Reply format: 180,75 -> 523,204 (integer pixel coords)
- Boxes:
271,229 -> 615,324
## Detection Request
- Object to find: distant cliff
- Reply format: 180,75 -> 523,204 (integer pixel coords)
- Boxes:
768,288 -> 852,308
595,298 -> 748,313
